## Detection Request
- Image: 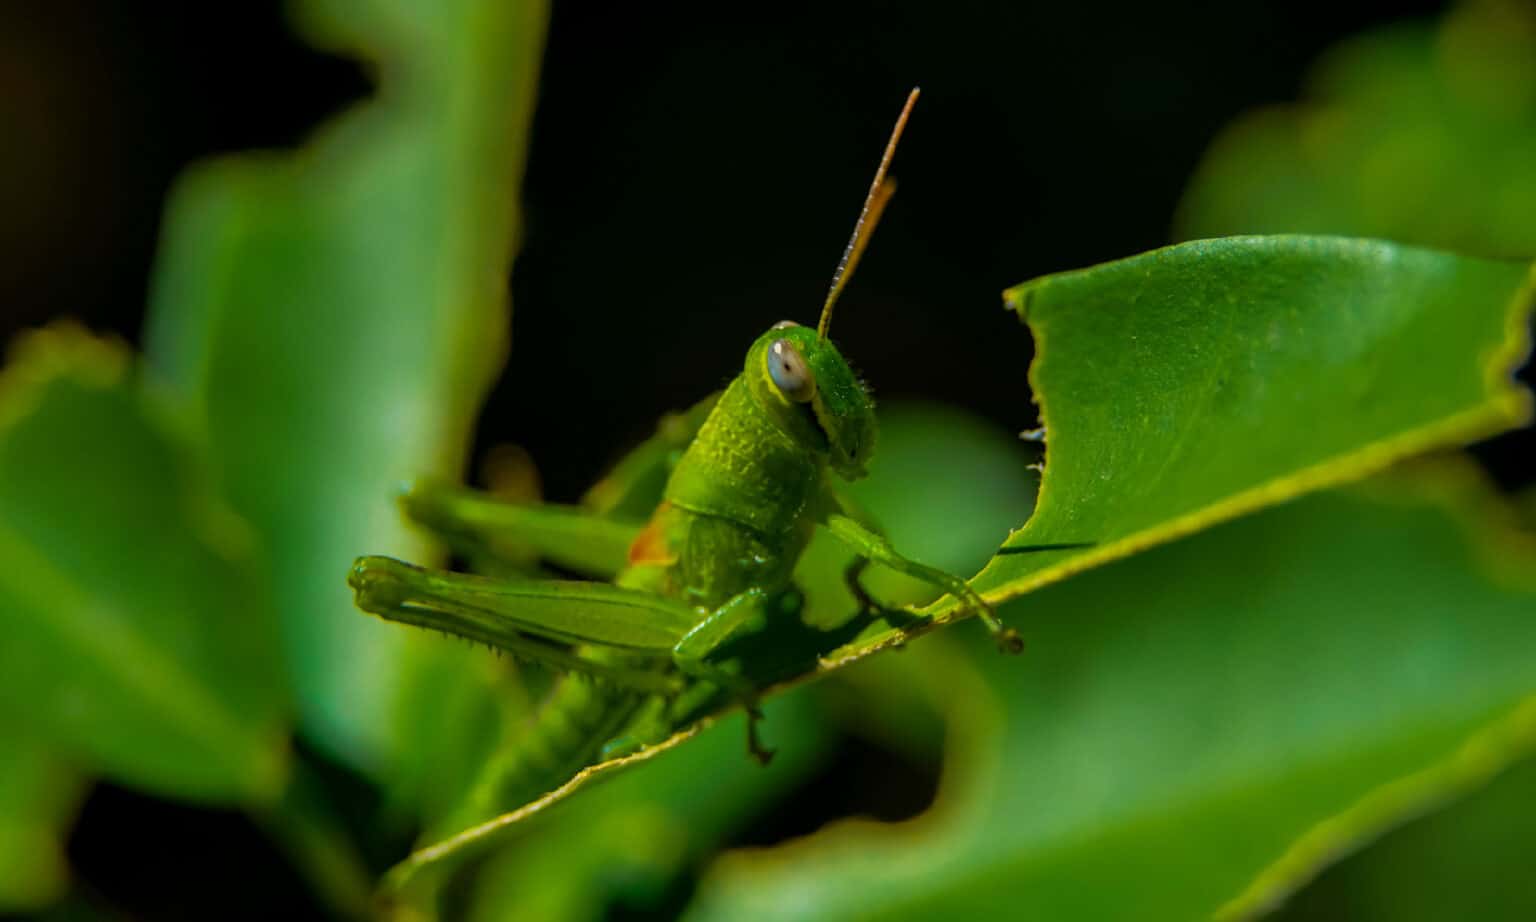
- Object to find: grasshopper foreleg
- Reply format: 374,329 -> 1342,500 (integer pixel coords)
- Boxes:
824,513 -> 1023,654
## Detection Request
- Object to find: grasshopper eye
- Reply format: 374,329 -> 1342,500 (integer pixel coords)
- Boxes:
767,339 -> 815,403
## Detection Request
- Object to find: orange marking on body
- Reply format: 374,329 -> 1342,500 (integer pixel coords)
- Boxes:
628,502 -> 678,566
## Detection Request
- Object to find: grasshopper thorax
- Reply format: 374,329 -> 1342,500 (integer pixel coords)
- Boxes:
744,321 -> 875,481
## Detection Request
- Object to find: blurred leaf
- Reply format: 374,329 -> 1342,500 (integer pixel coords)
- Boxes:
824,236 -> 1529,659
0,726 -> 82,911
1275,748 -> 1536,920
1175,0 -> 1536,259
686,463 -> 1536,920
384,644 -> 517,835
0,327 -> 286,800
142,0 -> 547,771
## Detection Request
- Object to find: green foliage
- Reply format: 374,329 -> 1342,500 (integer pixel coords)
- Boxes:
143,0 -> 547,772
1176,0 -> 1536,258
0,329 -> 287,909
0,0 -> 547,911
2,0 -> 1533,917
0,329 -> 286,801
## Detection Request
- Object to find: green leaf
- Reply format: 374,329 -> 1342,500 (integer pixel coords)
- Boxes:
829,236 -> 1529,658
143,0 -> 547,770
384,643 -> 518,834
685,464 -> 1536,920
0,727 -> 82,911
1175,1 -> 1536,259
0,327 -> 286,801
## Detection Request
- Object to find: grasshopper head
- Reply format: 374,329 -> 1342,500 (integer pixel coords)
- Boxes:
737,90 -> 918,481
745,321 -> 876,480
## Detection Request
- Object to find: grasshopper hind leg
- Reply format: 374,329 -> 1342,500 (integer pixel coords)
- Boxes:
348,556 -> 692,695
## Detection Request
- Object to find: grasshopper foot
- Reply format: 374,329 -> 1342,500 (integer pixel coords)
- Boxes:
977,605 -> 1024,655
348,555 -> 416,610
958,589 -> 1023,655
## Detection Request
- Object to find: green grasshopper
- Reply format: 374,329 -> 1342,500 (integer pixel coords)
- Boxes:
348,88 -> 1020,819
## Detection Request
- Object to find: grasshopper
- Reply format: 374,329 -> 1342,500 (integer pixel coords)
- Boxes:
348,89 -> 1020,820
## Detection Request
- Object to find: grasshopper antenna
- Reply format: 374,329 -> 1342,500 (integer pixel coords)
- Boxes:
817,87 -> 920,339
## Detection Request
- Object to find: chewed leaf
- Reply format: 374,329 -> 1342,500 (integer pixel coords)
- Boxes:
0,327 -> 287,801
830,235 -> 1531,655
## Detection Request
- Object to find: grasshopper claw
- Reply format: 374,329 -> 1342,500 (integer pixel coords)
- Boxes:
961,590 -> 1023,655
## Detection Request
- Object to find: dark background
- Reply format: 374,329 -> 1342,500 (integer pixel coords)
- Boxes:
11,0 -> 1527,918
